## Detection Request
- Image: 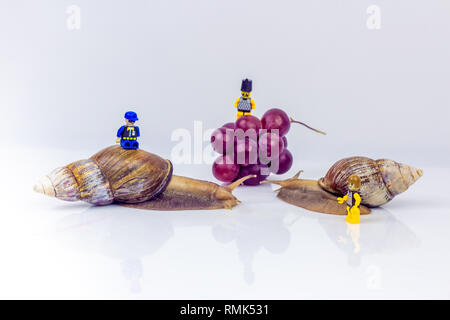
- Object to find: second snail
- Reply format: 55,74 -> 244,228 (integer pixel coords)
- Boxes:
264,156 -> 423,216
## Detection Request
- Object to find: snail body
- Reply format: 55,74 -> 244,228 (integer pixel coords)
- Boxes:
122,175 -> 250,211
263,171 -> 371,215
34,145 -> 249,210
318,157 -> 423,207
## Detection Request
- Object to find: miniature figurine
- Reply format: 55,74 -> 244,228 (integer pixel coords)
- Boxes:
337,174 -> 362,224
234,78 -> 255,119
116,111 -> 140,149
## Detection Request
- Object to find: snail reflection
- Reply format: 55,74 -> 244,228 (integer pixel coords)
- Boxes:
54,206 -> 174,293
53,203 -> 296,291
211,208 -> 296,284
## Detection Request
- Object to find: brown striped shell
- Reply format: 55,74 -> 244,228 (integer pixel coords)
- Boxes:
318,157 -> 423,207
33,145 -> 173,205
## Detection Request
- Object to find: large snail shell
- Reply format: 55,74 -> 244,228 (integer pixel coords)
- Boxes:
34,145 -> 173,205
318,157 -> 423,207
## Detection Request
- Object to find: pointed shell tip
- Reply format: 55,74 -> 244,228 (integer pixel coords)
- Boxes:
417,169 -> 423,177
33,182 -> 43,194
33,176 -> 56,197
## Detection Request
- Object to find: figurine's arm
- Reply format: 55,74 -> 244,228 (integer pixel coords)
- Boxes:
251,99 -> 255,109
337,195 -> 348,204
353,193 -> 361,207
234,98 -> 240,108
117,126 -> 125,137
116,126 -> 125,143
135,126 -> 140,137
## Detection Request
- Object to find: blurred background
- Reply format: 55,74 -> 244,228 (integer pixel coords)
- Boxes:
1,0 -> 449,167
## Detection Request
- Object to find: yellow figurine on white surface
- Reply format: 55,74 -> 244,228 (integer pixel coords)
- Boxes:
337,174 -> 362,224
234,78 -> 255,119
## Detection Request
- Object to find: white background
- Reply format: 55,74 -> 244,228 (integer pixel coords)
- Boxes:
0,0 -> 449,299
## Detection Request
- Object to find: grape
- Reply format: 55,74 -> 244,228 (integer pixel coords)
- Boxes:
282,136 -> 288,148
258,131 -> 285,159
235,115 -> 262,137
261,108 -> 291,137
211,127 -> 234,154
237,163 -> 269,186
271,149 -> 293,174
212,108 -> 301,183
222,122 -> 235,130
234,137 -> 258,166
212,155 -> 240,182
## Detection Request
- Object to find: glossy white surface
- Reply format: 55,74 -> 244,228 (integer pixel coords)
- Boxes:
1,148 -> 449,299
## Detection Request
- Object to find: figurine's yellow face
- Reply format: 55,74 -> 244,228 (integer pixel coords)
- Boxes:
348,174 -> 361,191
348,181 -> 358,191
125,119 -> 135,126
241,91 -> 251,99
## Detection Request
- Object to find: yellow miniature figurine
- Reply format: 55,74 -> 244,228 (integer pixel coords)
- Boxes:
234,78 -> 255,119
337,174 -> 362,224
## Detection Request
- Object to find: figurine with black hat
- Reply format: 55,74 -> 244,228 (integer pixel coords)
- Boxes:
234,78 -> 255,119
116,111 -> 140,150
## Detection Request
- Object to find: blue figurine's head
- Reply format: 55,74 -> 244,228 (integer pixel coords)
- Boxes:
124,111 -> 138,125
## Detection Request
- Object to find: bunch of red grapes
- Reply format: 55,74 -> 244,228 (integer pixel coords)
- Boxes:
211,108 -> 294,186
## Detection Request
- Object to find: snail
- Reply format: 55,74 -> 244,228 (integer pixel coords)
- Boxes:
33,145 -> 253,210
263,157 -> 423,215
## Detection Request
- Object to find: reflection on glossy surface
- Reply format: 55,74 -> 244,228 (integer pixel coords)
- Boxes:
51,201 -> 422,293
318,208 -> 420,267
53,204 -> 297,291
54,206 -> 174,293
339,223 -> 361,254
211,211 -> 294,284
2,155 -> 447,299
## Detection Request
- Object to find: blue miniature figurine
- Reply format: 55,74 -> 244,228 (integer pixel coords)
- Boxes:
116,111 -> 140,149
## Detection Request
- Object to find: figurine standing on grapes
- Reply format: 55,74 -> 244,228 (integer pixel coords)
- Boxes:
234,79 -> 255,119
211,105 -> 327,185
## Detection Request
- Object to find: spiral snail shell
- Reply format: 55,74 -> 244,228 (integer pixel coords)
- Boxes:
318,157 -> 423,207
33,145 -> 173,205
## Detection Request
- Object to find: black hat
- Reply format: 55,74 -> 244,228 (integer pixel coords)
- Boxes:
241,79 -> 252,92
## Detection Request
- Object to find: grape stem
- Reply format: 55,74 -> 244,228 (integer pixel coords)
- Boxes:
289,117 -> 326,135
